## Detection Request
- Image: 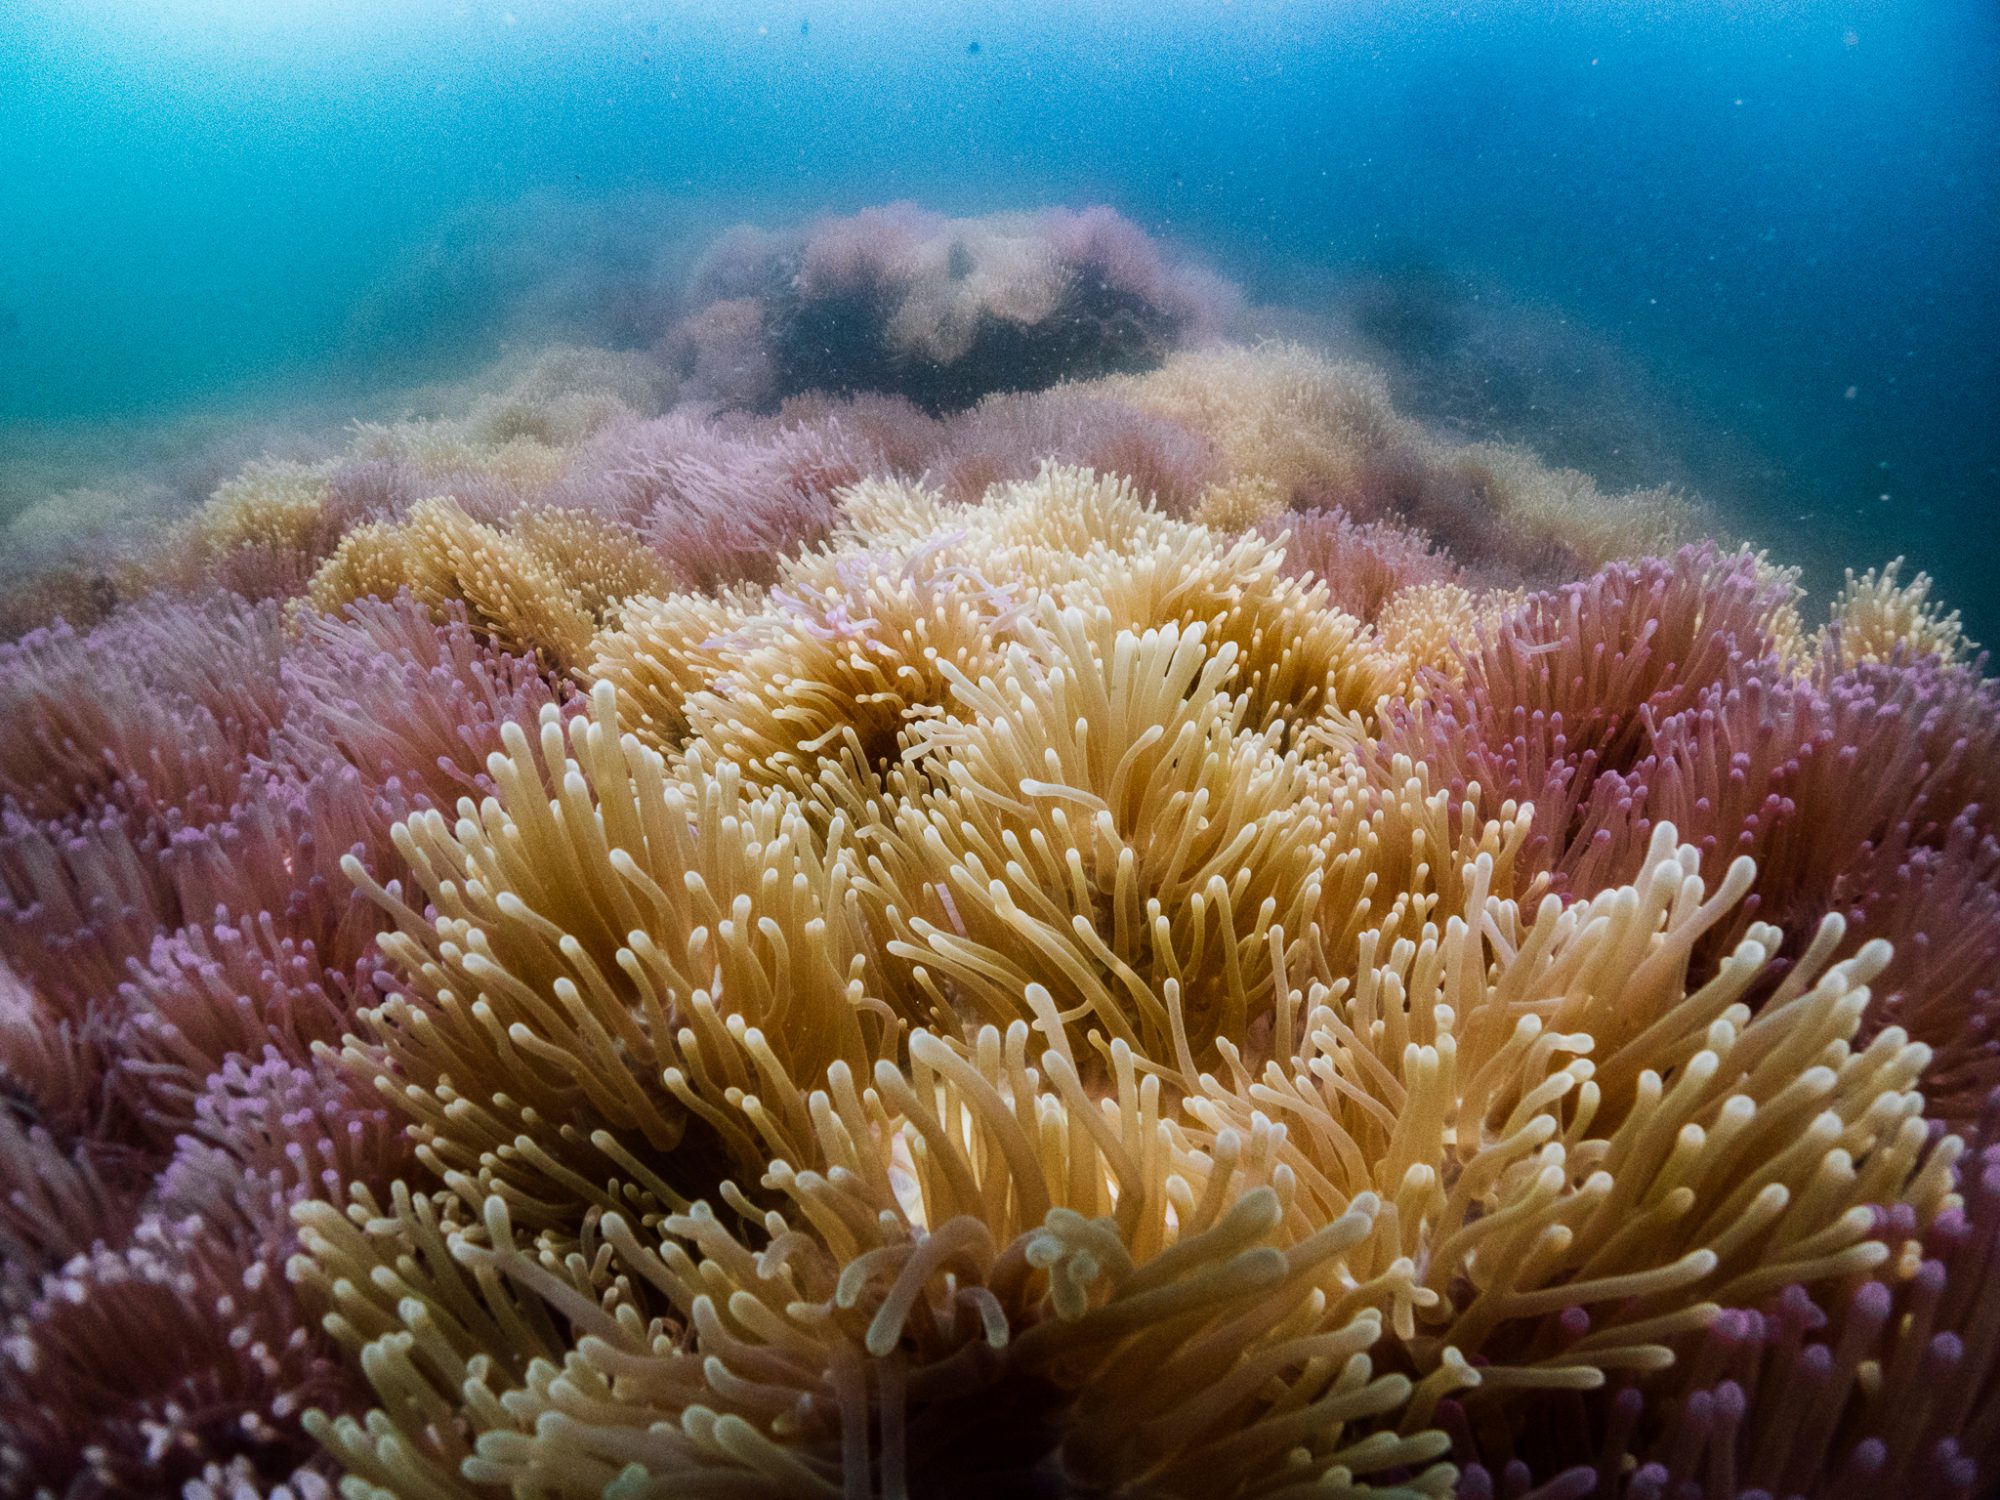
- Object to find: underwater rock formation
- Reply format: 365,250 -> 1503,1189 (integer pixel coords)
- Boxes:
670,204 -> 1232,413
0,212 -> 1996,1500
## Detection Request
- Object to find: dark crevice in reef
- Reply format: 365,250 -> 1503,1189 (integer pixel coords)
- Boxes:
894,1368 -> 1073,1499
761,268 -> 1189,415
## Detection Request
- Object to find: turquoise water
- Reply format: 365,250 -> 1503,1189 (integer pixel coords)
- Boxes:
2,0 -> 1996,625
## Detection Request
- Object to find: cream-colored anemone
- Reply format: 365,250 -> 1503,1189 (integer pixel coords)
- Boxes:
310,497 -> 593,665
1421,439 -> 1690,569
307,497 -> 660,669
832,475 -> 960,548
1095,344 -> 1693,571
841,466 -> 1404,755
1309,757 -> 1537,989
844,600 -> 1329,1073
394,342 -> 670,448
300,805 -> 1954,1499
1371,580 -> 1518,683
682,542 -> 1019,796
294,1021 -> 1451,1500
1053,521 -> 1405,752
1179,822 -> 1953,1430
962,463 -> 1175,588
583,588 -> 759,755
508,506 -> 675,622
169,460 -> 337,570
1095,343 -> 1404,502
1190,473 -> 1288,534
349,420 -> 572,497
337,682 -> 907,1231
1374,581 -> 1475,681
1745,551 -> 1813,673
1822,557 -> 1970,667
585,466 -> 1186,789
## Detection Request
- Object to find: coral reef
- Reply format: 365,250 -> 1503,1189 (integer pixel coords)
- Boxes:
0,209 -> 1994,1500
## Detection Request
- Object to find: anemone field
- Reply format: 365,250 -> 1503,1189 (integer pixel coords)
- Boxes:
1,206 -> 1996,1500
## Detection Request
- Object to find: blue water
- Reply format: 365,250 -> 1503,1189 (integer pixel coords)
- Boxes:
2,0 -> 1996,627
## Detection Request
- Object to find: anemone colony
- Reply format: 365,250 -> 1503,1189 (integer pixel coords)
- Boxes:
0,206 -> 1996,1500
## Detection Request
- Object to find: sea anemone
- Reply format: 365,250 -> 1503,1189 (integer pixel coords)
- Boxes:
1268,507 -> 1462,625
1100,344 -> 1694,580
682,540 -> 1019,795
0,1213 -> 353,1497
555,411 -> 862,589
305,497 -> 660,670
1822,558 -> 1969,669
0,206 -> 1994,1500
924,388 -> 1216,513
335,682 -> 902,1229
0,595 -> 285,826
273,594 -> 570,810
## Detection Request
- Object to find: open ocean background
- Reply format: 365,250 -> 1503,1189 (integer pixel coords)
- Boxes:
2,0 -> 1995,631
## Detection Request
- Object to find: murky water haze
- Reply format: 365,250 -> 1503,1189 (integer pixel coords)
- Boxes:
2,0 -> 1994,626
